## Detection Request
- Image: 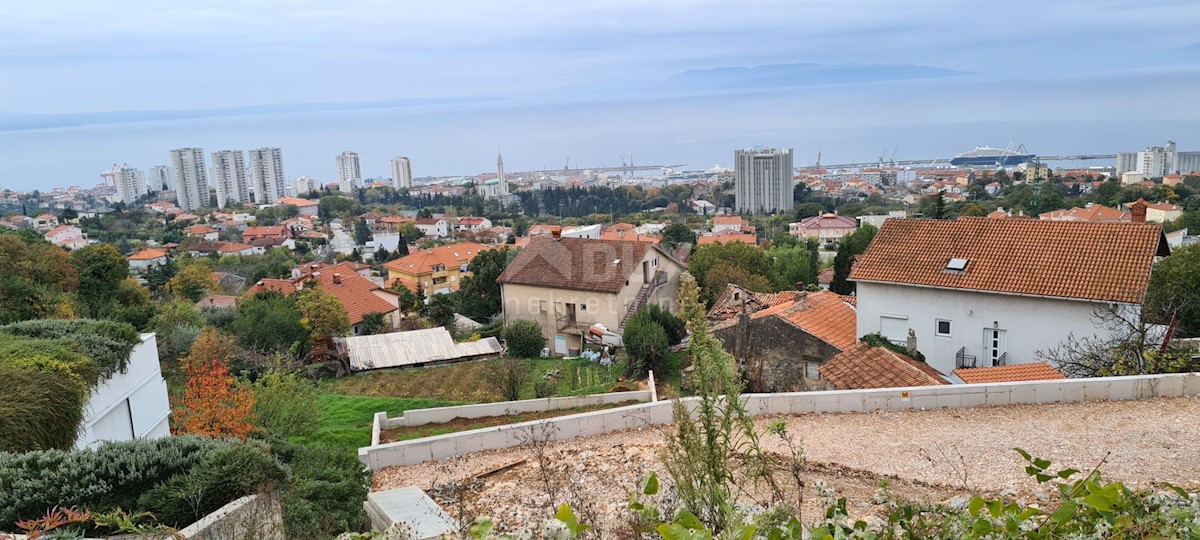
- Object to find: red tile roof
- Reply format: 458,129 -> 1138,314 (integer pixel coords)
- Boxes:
849,217 -> 1166,304
1039,204 -> 1130,222
697,233 -> 757,245
953,362 -> 1067,384
819,342 -> 950,389
776,292 -> 858,350
195,295 -> 238,309
713,216 -> 743,225
129,248 -> 168,261
384,242 -> 491,276
244,262 -> 396,325
793,213 -> 857,231
498,237 -> 661,294
245,278 -> 298,296
274,196 -> 318,207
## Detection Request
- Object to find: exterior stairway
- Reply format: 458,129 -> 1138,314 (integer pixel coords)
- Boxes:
619,282 -> 653,332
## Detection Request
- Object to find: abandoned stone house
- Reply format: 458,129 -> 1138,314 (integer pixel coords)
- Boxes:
708,285 -> 857,391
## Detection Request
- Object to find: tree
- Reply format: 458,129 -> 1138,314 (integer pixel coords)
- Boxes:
829,240 -> 855,295
396,233 -> 410,256
501,319 -> 545,358
844,223 -> 878,255
252,369 -> 319,438
920,192 -> 946,219
421,292 -> 457,330
317,195 -> 355,221
168,264 -> 219,302
174,357 -> 255,439
767,245 -> 811,290
703,261 -> 772,301
688,242 -> 772,303
1144,243 -> 1200,337
69,243 -> 128,317
1040,304 -> 1195,377
661,223 -> 697,247
181,327 -> 238,370
457,248 -> 510,321
623,316 -> 669,377
391,283 -> 424,313
296,287 -> 351,344
354,218 -> 372,246
485,357 -> 533,402
231,291 -> 310,354
373,245 -> 390,263
358,312 -> 390,335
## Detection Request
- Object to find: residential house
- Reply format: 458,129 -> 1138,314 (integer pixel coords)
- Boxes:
246,262 -> 401,335
1039,203 -> 1130,222
184,241 -> 260,257
383,242 -> 491,295
378,216 -> 415,233
857,211 -> 908,229
33,213 -> 59,231
528,224 -> 562,237
273,196 -> 319,217
850,217 -> 1169,376
43,225 -> 88,250
242,225 -> 292,244
147,201 -> 177,214
457,217 -> 493,231
689,199 -> 716,215
195,295 -> 238,309
415,217 -> 450,238
337,328 -> 503,371
789,213 -> 858,246
128,248 -> 168,271
818,342 -> 950,390
1122,199 -> 1182,223
562,224 -> 602,239
709,286 -> 857,391
185,225 -> 220,241
711,215 -> 751,234
696,231 -> 758,245
1163,174 -> 1184,187
3,215 -> 32,230
497,237 -> 685,356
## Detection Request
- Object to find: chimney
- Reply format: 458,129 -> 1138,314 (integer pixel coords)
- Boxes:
551,228 -> 562,239
333,273 -> 342,285
1131,199 -> 1148,223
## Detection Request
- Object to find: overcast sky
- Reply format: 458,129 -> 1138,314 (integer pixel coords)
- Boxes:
1,1 -> 1198,188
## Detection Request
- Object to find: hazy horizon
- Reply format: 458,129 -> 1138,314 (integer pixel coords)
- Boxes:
2,0 -> 1198,190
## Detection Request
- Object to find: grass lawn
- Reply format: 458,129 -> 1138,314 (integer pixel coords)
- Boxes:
289,393 -> 457,453
328,357 -> 631,403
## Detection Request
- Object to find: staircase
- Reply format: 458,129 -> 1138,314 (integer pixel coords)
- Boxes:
619,283 -> 653,332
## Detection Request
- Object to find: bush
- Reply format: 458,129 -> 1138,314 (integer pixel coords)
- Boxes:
623,317 -> 669,378
534,378 -> 557,398
502,319 -> 545,358
630,304 -> 685,345
136,441 -> 286,526
200,306 -> 237,329
486,357 -> 533,402
253,369 -> 320,439
271,440 -> 372,538
0,436 -> 277,529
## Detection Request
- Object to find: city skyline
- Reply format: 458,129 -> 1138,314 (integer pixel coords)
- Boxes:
2,1 -> 1199,190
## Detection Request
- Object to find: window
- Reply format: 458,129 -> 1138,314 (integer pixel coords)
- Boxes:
879,315 -> 909,344
945,258 -> 968,272
580,304 -> 587,312
936,319 -> 952,337
652,257 -> 659,267
805,361 -> 820,380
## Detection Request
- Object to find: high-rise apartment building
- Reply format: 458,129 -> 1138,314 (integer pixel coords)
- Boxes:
734,147 -> 794,214
289,176 -> 317,197
391,156 -> 412,189
148,165 -> 172,192
336,151 -> 361,193
211,150 -> 248,209
170,148 -> 210,212
114,166 -> 146,205
1117,140 -> 1200,176
249,147 -> 286,203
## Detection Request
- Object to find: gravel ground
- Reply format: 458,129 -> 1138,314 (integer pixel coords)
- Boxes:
375,396 -> 1200,531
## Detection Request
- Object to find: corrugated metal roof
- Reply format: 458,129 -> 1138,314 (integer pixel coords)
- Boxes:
342,328 -> 502,371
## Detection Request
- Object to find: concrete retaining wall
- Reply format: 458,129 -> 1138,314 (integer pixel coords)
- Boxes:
359,372 -> 1200,471
370,390 -> 653,445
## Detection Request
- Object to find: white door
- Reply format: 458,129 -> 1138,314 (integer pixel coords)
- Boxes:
554,335 -> 568,356
983,328 -> 1007,366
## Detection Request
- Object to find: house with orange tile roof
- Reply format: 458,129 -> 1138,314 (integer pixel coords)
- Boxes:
383,242 -> 491,296
1039,203 -> 1130,223
273,196 -> 319,216
241,225 -> 292,244
1121,199 -> 1182,223
789,213 -> 858,247
128,248 -> 168,271
414,217 -> 450,238
710,289 -> 858,391
185,224 -> 219,241
456,216 -> 493,231
850,217 -> 1169,377
711,215 -> 752,234
952,362 -> 1066,384
378,215 -> 415,233
245,262 -> 400,334
819,342 -> 950,390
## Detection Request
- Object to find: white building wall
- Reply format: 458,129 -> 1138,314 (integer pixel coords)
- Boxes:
170,148 -> 210,212
337,151 -> 362,193
391,156 -> 412,189
854,282 -> 1121,376
211,150 -> 247,209
249,148 -> 287,203
77,333 -> 172,448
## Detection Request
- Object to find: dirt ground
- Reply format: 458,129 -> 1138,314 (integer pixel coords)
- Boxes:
380,401 -> 642,443
375,396 -> 1200,533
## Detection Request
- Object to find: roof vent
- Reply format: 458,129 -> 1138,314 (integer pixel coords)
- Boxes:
945,258 -> 968,272
613,259 -> 621,265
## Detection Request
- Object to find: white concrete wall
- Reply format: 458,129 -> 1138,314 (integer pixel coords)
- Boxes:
372,391 -> 652,444
77,333 -> 172,449
855,282 -> 1123,375
358,372 -> 1200,471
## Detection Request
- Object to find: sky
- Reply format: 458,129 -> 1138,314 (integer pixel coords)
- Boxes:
1,0 -> 1199,190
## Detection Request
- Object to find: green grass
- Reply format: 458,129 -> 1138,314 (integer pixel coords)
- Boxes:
289,393 -> 458,453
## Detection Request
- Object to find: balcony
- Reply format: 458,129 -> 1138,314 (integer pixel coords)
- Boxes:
955,347 -> 977,370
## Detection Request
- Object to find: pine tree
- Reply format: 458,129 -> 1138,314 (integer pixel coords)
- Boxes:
397,234 -> 409,256
830,240 -> 854,295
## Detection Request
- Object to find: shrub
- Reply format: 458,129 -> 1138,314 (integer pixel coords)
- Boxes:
623,318 -> 669,378
502,319 -> 545,358
486,357 -> 533,402
136,441 -> 286,526
253,369 -> 320,439
631,304 -> 685,345
271,440 -> 371,539
534,378 -> 557,398
0,437 -> 261,528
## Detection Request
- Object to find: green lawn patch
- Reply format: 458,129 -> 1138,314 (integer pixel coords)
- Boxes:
289,393 -> 457,453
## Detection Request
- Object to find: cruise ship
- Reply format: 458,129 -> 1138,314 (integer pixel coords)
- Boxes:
950,146 -> 1035,167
